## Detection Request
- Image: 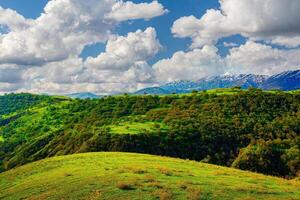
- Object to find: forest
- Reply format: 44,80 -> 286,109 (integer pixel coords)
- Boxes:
0,88 -> 299,178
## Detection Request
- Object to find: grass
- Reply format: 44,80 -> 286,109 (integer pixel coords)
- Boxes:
108,122 -> 168,134
0,152 -> 299,200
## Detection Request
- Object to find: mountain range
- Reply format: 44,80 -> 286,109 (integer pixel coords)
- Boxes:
65,92 -> 102,99
135,70 -> 300,95
64,70 -> 300,98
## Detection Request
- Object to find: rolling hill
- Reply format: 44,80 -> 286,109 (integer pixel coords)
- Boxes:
0,152 -> 299,200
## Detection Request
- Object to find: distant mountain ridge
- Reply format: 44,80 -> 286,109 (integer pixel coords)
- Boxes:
135,70 -> 300,95
62,70 -> 300,98
66,92 -> 101,99
261,70 -> 300,91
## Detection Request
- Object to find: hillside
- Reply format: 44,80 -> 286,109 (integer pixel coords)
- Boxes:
0,89 -> 299,178
0,152 -> 299,200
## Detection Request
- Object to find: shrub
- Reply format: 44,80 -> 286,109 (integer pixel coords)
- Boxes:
158,167 -> 173,176
153,189 -> 173,200
116,182 -> 135,190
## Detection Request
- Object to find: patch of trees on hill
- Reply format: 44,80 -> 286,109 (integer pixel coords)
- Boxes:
0,89 -> 299,178
0,93 -> 50,115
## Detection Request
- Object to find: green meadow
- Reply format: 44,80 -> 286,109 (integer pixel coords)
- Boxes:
0,152 -> 299,200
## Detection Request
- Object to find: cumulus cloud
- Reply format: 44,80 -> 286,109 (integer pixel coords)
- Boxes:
23,58 -> 84,85
0,0 -> 115,66
85,27 -> 161,71
153,45 -> 224,82
20,28 -> 161,94
0,0 -> 166,66
172,0 -> 300,48
0,7 -> 32,31
1,0 -> 299,94
0,0 -> 166,94
153,41 -> 300,82
106,0 -> 168,22
226,41 -> 300,75
80,28 -> 160,90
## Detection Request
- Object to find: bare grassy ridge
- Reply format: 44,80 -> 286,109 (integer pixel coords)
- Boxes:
0,152 -> 299,200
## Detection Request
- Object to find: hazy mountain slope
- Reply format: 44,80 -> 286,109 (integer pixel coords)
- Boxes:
262,70 -> 300,90
134,87 -> 169,95
66,92 -> 101,99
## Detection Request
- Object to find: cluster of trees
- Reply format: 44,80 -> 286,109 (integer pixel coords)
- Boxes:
0,93 -> 50,116
0,89 -> 299,178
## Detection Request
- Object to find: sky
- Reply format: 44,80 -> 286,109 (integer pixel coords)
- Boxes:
0,0 -> 300,95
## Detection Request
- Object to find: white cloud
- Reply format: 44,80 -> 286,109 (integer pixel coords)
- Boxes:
0,7 -> 32,31
226,41 -> 300,75
79,28 -> 160,92
0,0 -> 167,94
122,61 -> 155,83
18,28 -> 161,94
1,0 -> 300,94
85,27 -> 161,71
172,0 -> 300,48
153,45 -> 225,82
152,41 -> 300,82
0,0 -> 166,66
0,0 -> 115,66
24,58 -> 84,85
106,0 -> 168,22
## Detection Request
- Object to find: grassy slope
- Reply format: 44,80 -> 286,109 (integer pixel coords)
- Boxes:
0,153 -> 299,200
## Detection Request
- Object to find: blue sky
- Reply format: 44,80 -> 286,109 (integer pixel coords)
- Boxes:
0,0 -> 299,94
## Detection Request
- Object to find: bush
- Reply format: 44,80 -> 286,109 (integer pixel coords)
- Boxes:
116,182 -> 135,190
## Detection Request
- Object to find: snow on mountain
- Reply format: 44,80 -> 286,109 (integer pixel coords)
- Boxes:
261,70 -> 300,90
134,70 -> 300,95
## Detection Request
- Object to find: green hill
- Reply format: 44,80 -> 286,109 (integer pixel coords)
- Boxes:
0,89 -> 299,178
0,152 -> 299,200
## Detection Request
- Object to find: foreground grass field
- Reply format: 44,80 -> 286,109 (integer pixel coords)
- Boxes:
0,153 -> 299,200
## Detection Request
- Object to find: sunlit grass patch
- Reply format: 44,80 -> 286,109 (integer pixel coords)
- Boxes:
108,121 -> 168,134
